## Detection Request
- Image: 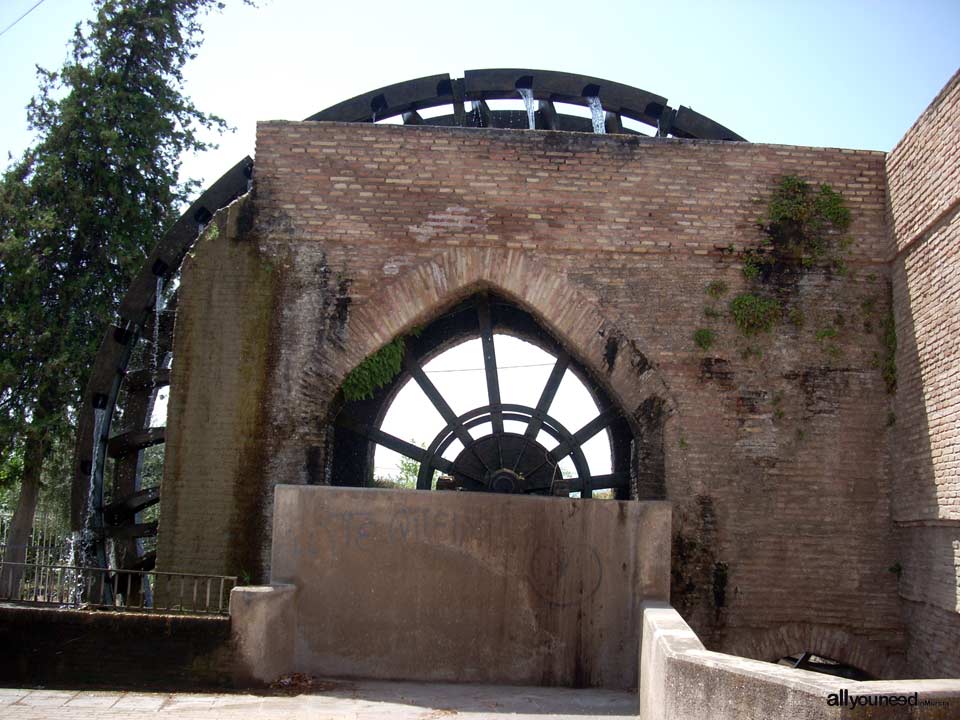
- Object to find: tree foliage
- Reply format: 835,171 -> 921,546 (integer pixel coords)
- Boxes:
0,0 -> 232,548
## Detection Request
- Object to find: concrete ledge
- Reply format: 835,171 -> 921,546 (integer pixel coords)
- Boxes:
229,584 -> 296,684
639,601 -> 960,720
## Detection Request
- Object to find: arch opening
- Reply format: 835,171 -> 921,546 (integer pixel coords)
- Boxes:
328,291 -> 636,500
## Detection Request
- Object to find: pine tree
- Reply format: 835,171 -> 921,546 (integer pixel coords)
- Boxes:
0,0 -> 236,589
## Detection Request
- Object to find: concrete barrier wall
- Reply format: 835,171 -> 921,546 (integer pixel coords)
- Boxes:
639,601 -> 960,720
268,486 -> 671,689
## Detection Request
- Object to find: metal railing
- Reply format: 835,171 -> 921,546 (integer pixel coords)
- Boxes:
0,562 -> 237,615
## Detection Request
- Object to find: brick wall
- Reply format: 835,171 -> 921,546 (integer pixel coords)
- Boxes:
162,121 -> 908,674
886,70 -> 960,678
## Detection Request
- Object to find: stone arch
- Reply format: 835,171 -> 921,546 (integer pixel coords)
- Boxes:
314,246 -> 676,424
724,623 -> 904,680
308,246 -> 679,502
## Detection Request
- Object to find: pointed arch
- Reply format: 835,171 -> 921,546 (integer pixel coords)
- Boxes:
316,247 -> 675,423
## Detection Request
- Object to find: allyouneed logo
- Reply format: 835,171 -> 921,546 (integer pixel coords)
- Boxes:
827,690 -> 918,709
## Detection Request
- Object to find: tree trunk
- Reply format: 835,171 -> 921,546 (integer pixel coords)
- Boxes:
0,424 -> 48,598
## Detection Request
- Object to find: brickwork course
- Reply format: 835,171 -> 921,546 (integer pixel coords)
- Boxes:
158,70 -> 960,680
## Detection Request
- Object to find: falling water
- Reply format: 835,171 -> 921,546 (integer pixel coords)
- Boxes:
151,276 -> 164,380
67,406 -> 106,605
517,88 -> 536,130
586,96 -> 606,134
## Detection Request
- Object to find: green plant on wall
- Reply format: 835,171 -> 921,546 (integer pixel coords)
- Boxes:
729,293 -> 781,335
874,310 -> 897,394
746,175 -> 852,279
693,328 -> 716,351
764,175 -> 851,261
706,280 -> 729,299
342,337 -> 406,401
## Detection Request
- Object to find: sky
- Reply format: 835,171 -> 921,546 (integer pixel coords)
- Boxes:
1,0 -> 958,188
1,0 -> 958,480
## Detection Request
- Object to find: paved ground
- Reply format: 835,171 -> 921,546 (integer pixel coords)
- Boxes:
0,680 -> 638,719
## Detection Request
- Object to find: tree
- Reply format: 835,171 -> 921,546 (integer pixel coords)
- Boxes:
0,0 -> 234,589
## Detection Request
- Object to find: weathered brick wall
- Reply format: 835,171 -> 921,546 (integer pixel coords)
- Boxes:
886,70 -> 960,678
162,120 -> 908,675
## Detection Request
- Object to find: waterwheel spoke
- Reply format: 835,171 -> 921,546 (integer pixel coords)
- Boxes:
547,405 -> 618,463
525,352 -> 568,439
525,471 -> 629,493
405,352 -> 473,447
477,295 -> 503,434
340,418 -> 455,475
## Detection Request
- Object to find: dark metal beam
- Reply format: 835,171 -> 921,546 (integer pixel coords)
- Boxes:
548,406 -> 618,462
340,418 -> 455,475
604,111 -> 623,134
106,427 -> 165,459
404,353 -> 473,447
672,105 -> 745,141
102,486 -> 160,525
538,100 -> 560,130
477,296 -> 503,434
525,353 -> 569,439
123,368 -> 171,393
103,521 -> 158,540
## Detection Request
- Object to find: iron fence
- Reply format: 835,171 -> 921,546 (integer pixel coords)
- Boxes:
0,561 -> 237,615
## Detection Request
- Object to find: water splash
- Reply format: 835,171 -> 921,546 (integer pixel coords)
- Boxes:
68,405 -> 106,605
517,88 -> 536,130
151,276 -> 164,379
586,96 -> 606,134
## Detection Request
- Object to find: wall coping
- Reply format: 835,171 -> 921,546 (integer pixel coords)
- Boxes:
640,601 -> 960,719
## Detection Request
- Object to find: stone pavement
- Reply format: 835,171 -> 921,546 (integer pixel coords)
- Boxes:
0,680 -> 638,719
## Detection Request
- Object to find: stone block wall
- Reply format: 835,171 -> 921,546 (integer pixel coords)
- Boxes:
160,119 -> 908,674
886,70 -> 960,678
157,198 -> 279,581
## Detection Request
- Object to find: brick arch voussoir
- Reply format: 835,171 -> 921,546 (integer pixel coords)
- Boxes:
337,246 -> 677,420
727,623 -> 897,680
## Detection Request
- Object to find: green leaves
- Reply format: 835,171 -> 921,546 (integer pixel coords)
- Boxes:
1,0 -> 232,510
729,294 -> 781,336
342,338 -> 406,402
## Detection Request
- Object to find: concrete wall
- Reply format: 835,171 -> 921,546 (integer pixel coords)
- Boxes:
230,584 -> 296,684
639,601 -> 960,720
161,120 -> 907,670
268,485 -> 670,689
886,70 -> 960,678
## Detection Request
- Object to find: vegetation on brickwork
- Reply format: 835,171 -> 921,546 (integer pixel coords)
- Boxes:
693,329 -> 716,351
815,325 -> 842,357
342,337 -> 406,401
873,310 -> 898,394
729,293 -> 781,335
762,175 -> 851,263
744,175 -> 853,281
787,307 -> 805,328
706,280 -> 729,299
704,305 -> 722,319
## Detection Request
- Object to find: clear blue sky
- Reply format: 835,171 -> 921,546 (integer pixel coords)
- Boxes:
1,0 -> 958,192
